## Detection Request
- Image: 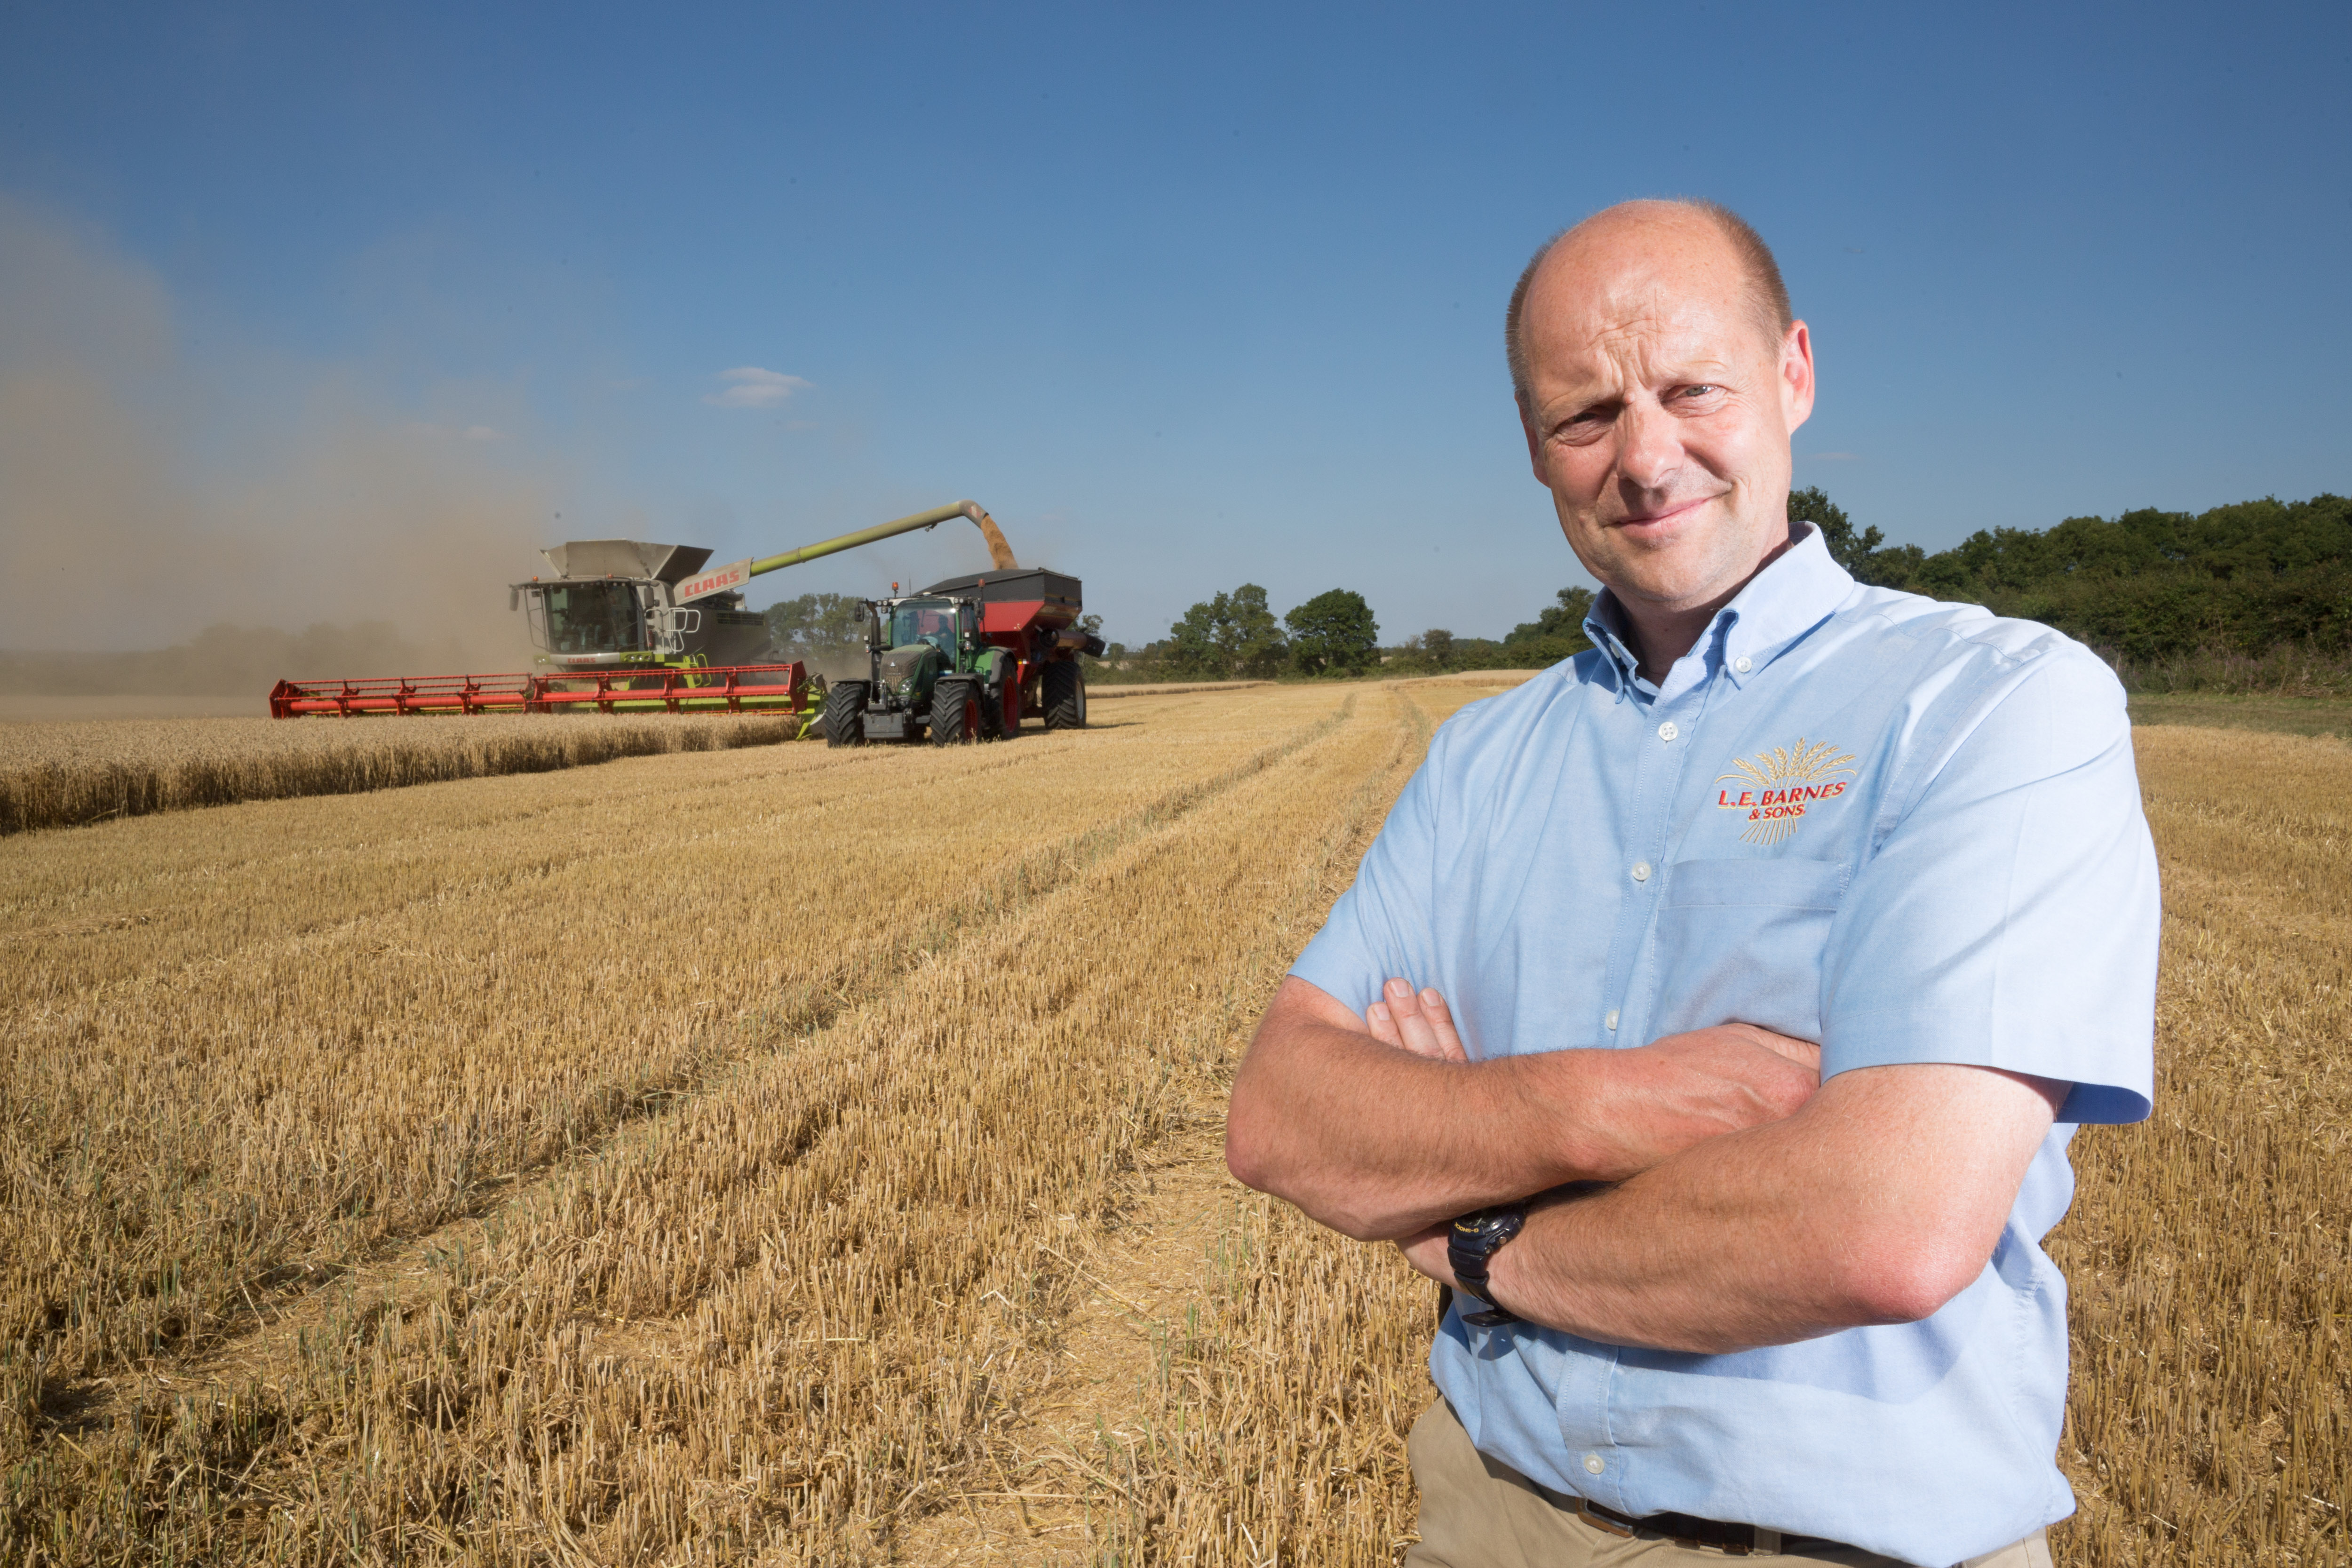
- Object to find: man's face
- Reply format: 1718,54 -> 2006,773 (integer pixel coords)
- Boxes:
1517,213 -> 1814,619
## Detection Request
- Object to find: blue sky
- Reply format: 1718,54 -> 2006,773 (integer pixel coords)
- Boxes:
2,1 -> 2346,654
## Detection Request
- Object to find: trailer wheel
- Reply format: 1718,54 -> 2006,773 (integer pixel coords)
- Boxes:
931,678 -> 983,745
825,681 -> 870,747
1042,661 -> 1087,730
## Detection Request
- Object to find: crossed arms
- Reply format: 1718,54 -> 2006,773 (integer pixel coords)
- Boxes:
1224,975 -> 2065,1355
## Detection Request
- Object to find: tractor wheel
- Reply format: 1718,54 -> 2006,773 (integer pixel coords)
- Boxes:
987,678 -> 1017,739
825,681 -> 870,747
1042,661 -> 1087,730
931,678 -> 983,745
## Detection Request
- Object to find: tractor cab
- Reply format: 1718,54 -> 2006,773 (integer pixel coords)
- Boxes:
888,598 -> 968,664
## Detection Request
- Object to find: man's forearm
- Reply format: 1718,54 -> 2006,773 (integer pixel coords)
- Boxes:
1225,976 -> 1820,1240
1468,1061 -> 2063,1353
1224,988 -> 1608,1239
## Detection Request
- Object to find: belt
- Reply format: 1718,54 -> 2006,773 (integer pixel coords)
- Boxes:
1576,1497 -> 1851,1556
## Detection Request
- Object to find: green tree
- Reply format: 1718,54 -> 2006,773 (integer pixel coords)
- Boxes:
1421,628 -> 1456,668
1167,584 -> 1287,678
1284,589 -> 1380,677
763,592 -> 868,661
1507,586 -> 1595,646
1788,486 -> 1923,585
1788,486 -> 1878,572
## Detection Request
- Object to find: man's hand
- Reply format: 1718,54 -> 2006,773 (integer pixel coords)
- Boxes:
1596,1022 -> 1820,1178
1396,1221 -> 1455,1287
1366,978 -> 1467,1061
1225,975 -> 1820,1240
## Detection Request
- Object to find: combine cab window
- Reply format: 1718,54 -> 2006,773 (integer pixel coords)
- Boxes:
889,600 -> 959,662
539,582 -> 643,655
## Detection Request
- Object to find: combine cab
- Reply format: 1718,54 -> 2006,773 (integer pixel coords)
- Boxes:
513,539 -> 774,673
824,568 -> 1104,745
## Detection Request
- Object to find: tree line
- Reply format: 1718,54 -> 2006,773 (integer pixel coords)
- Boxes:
1126,586 -> 1384,681
1220,489 -> 2350,683
1794,487 -> 2351,668
763,489 -> 2349,689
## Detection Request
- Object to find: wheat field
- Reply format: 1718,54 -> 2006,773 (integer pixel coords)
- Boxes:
0,711 -> 815,836
1,686 -> 2344,1565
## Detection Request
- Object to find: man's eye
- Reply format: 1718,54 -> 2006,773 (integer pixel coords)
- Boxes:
1678,384 -> 1721,400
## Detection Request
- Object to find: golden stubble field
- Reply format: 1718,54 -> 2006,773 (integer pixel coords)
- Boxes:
1,686 -> 2344,1566
0,711 -> 812,836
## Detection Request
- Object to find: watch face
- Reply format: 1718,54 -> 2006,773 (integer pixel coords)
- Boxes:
1451,1207 -> 1524,1253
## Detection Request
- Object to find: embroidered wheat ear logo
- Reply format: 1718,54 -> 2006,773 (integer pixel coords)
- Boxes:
1715,739 -> 1859,846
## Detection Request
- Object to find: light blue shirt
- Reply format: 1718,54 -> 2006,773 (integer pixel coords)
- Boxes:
1291,524 -> 2158,1566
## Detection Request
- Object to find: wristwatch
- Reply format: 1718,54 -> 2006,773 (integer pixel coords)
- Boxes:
1447,1204 -> 1527,1327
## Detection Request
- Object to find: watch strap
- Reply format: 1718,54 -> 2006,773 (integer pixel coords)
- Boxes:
1447,1204 -> 1527,1327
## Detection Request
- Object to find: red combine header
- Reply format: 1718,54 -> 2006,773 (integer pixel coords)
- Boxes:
268,662 -> 811,718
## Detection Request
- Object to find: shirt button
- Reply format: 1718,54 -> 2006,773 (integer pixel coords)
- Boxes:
1605,1010 -> 1620,1031
1584,1454 -> 1606,1475
1656,721 -> 1678,742
1630,861 -> 1652,883
1733,655 -> 1753,674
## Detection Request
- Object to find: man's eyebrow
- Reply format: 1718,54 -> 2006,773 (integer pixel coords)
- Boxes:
1543,390 -> 1622,423
1654,356 -> 1737,382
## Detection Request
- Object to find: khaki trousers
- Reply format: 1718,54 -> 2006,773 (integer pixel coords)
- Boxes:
1404,1398 -> 2054,1568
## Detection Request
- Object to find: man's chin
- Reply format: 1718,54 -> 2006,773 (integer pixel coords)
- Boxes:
1593,553 -> 1735,610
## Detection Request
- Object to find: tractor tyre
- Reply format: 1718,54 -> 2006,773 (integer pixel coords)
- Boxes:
931,678 -> 983,745
825,682 -> 870,747
1042,661 -> 1088,730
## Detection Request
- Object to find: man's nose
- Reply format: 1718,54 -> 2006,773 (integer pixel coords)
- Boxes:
1614,398 -> 1683,491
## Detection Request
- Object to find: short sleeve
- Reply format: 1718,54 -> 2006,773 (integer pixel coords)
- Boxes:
1288,736 -> 1446,1020
1820,646 -> 2158,1123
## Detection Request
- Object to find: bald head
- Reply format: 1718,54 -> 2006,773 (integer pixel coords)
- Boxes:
1504,196 -> 1816,673
1505,200 -> 1790,407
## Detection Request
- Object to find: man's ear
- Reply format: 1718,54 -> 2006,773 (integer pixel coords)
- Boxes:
1780,320 -> 1816,434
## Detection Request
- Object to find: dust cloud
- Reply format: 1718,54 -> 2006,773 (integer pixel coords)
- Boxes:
0,195 -> 555,695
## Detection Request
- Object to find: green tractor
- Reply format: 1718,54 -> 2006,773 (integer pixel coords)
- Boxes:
825,568 -> 1101,745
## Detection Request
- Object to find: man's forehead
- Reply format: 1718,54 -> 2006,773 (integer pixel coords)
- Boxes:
1526,287 -> 1745,389
1524,229 -> 1763,384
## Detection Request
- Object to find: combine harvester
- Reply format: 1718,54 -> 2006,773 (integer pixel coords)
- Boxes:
268,501 -> 1104,743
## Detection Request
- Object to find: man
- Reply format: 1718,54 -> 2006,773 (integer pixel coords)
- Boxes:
1224,200 -> 2157,1567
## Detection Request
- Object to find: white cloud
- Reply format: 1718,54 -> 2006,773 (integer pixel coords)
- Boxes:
705,366 -> 810,408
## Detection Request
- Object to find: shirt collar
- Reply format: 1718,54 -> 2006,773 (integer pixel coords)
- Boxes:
1581,521 -> 1856,698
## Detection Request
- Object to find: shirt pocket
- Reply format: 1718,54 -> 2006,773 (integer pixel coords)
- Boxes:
1647,858 -> 1851,1043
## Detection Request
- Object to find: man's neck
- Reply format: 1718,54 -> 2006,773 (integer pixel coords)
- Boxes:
1619,602 -> 1726,687
1613,529 -> 1800,686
